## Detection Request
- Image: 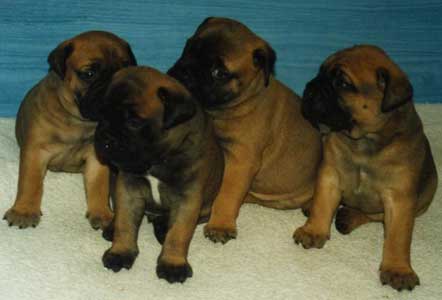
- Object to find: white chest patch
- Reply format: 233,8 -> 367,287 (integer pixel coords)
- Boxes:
146,175 -> 162,205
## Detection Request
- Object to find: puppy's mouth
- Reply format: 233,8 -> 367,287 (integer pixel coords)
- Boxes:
317,123 -> 332,134
302,80 -> 355,133
113,161 -> 150,175
98,147 -> 152,176
71,93 -> 94,121
95,133 -> 166,176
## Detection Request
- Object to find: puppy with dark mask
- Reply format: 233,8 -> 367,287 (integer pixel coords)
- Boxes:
168,17 -> 321,243
94,66 -> 224,283
294,45 -> 437,291
3,31 -> 137,230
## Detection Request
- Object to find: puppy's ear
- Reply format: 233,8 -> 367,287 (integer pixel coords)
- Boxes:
47,42 -> 74,79
158,87 -> 196,130
253,45 -> 276,87
377,67 -> 413,113
196,16 -> 215,32
125,44 -> 138,66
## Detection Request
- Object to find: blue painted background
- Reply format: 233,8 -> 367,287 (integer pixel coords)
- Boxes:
0,0 -> 441,116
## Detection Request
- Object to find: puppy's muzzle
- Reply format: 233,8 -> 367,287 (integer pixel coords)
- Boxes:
95,125 -> 154,175
302,76 -> 353,132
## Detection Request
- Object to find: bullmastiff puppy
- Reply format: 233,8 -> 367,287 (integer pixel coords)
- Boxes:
94,66 -> 224,283
3,31 -> 137,230
168,17 -> 322,243
293,45 -> 437,291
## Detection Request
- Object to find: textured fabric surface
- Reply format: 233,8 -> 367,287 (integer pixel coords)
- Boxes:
0,105 -> 441,300
1,0 -> 442,116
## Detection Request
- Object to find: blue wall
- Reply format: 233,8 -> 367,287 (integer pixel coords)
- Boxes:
0,0 -> 441,116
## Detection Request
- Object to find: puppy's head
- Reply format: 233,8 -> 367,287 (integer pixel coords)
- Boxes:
301,45 -> 413,139
168,17 -> 276,109
94,66 -> 197,174
48,31 -> 137,121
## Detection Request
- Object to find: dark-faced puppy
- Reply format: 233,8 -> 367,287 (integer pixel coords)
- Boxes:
168,17 -> 321,243
3,31 -> 137,230
94,66 -> 224,283
294,45 -> 438,291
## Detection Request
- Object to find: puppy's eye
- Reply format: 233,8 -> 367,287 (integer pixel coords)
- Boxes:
77,69 -> 96,81
211,67 -> 231,81
335,77 -> 354,90
157,87 -> 169,103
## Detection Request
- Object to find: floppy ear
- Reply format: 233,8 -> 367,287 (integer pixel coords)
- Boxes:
377,67 -> 413,113
158,87 -> 196,130
253,45 -> 276,87
47,42 -> 74,79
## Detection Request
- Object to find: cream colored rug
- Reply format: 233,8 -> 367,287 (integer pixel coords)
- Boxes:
0,105 -> 441,300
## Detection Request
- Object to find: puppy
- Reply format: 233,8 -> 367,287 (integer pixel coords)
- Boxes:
94,66 -> 224,283
3,31 -> 137,230
168,17 -> 321,243
293,45 -> 437,291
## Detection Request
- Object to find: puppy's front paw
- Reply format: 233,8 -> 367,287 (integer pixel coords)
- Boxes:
86,208 -> 114,230
204,224 -> 237,244
380,268 -> 420,291
102,248 -> 138,272
156,261 -> 193,283
293,226 -> 329,249
3,207 -> 41,229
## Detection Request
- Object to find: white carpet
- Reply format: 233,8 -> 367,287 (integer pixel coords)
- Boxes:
0,105 -> 441,300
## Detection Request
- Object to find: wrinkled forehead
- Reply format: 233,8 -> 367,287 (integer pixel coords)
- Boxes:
112,67 -> 190,118
142,68 -> 191,97
67,35 -> 130,68
190,29 -> 261,68
188,33 -> 234,59
320,48 -> 393,85
323,46 -> 394,73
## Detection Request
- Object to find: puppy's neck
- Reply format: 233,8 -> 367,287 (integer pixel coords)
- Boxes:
340,102 -> 421,150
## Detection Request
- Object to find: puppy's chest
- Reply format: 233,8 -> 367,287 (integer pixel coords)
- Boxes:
47,134 -> 95,172
339,160 -> 384,211
337,143 -> 386,212
143,167 -> 186,207
144,174 -> 162,205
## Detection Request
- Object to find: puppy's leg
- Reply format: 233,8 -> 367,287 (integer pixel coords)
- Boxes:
83,152 -> 113,230
102,173 -> 146,272
379,191 -> 419,291
204,151 -> 258,243
293,164 -> 341,248
156,189 -> 202,283
335,206 -> 373,234
4,147 -> 49,228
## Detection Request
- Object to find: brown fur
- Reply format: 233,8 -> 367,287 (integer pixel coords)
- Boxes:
97,67 -> 224,283
170,17 -> 322,243
293,45 -> 438,291
3,31 -> 136,230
